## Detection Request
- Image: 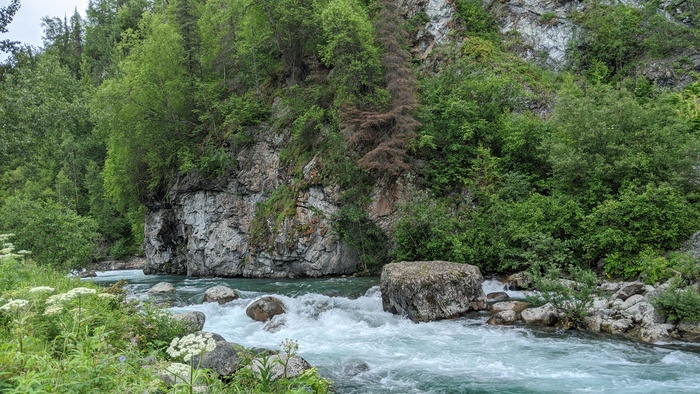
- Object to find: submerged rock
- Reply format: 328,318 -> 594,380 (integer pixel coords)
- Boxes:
380,261 -> 487,322
246,296 -> 286,322
203,285 -> 238,305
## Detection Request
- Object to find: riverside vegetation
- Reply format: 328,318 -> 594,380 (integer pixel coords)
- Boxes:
2,0 -> 700,386
0,234 -> 331,392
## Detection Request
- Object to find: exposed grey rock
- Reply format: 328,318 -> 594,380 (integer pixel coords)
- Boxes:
601,318 -> 634,335
192,340 -> 242,377
203,285 -> 238,305
247,354 -> 312,381
639,323 -> 675,343
400,0 -> 457,60
678,321 -> 700,335
599,281 -> 622,293
521,303 -> 558,326
143,171 -> 359,278
487,292 -> 510,302
489,300 -> 530,314
620,294 -> 645,311
149,282 -> 176,294
380,261 -> 487,322
613,282 -> 646,301
487,310 -> 518,325
246,296 -> 286,322
584,312 -> 603,332
486,0 -> 586,69
172,311 -> 206,333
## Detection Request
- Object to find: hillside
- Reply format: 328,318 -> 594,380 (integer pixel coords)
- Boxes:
1,0 -> 700,282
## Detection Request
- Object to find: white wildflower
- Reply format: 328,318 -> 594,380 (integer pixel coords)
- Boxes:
46,293 -> 72,305
164,362 -> 190,376
98,293 -> 116,300
0,299 -> 30,312
67,287 -> 97,296
43,304 -> 64,315
29,286 -> 55,293
166,333 -> 216,362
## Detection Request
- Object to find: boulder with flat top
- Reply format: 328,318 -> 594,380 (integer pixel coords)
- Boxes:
380,261 -> 487,322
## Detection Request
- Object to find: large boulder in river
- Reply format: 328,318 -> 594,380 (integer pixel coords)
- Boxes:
380,261 -> 487,322
246,296 -> 286,322
203,285 -> 238,305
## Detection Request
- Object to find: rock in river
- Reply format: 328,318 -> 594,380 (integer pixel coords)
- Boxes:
380,261 -> 487,322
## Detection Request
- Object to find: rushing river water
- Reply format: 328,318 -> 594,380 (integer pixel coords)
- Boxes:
90,270 -> 700,393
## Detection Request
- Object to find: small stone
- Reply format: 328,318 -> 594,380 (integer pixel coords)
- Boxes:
489,301 -> 530,314
487,292 -> 509,302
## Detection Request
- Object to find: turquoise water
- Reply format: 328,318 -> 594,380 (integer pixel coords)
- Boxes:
90,270 -> 700,393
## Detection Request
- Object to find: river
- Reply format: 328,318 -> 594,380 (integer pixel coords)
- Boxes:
89,270 -> 700,393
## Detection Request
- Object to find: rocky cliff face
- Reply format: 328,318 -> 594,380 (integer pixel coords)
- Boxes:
487,0 -> 585,69
143,121 -> 358,278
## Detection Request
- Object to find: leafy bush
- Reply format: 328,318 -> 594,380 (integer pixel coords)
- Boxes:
0,197 -> 98,269
583,183 -> 700,277
651,286 -> 700,323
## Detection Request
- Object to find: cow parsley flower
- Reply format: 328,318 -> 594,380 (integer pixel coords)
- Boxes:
43,303 -> 64,315
29,286 -> 55,293
0,299 -> 29,312
67,287 -> 97,296
166,333 -> 217,362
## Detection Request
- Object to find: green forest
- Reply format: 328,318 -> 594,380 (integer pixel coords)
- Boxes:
2,0 -> 700,391
0,0 -> 699,281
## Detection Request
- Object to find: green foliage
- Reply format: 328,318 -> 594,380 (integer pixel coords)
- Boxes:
573,2 -> 699,80
527,265 -> 599,329
651,286 -> 700,323
250,185 -> 298,250
0,197 -> 98,269
548,82 -> 700,203
95,12 -> 194,210
0,247 -> 332,393
583,183 -> 700,276
319,0 -> 386,107
332,202 -> 388,274
454,0 -> 498,38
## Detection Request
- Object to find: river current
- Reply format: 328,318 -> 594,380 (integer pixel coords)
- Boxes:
90,270 -> 700,393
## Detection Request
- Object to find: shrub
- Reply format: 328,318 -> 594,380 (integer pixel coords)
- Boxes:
651,286 -> 700,323
0,197 -> 98,269
527,265 -> 599,329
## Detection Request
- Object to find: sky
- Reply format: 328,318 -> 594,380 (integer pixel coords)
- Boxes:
1,0 -> 89,58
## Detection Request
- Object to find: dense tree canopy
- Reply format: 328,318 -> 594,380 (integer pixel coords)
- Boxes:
0,0 -> 699,280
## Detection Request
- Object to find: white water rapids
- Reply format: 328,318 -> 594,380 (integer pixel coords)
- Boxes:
91,270 -> 700,393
